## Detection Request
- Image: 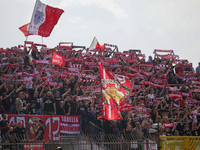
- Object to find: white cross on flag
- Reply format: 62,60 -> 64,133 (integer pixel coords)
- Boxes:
19,0 -> 64,37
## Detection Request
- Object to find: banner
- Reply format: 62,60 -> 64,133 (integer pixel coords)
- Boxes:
60,115 -> 80,134
7,114 -> 60,142
51,51 -> 65,67
7,115 -> 81,142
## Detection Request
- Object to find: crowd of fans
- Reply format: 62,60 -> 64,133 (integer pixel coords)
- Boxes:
0,42 -> 200,142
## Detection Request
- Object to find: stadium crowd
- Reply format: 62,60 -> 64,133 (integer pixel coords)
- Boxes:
0,42 -> 200,142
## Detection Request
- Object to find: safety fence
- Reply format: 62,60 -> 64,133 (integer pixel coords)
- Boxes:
160,136 -> 200,150
1,133 -> 158,150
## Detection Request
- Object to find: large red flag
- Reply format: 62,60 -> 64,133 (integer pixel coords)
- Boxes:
51,51 -> 65,67
19,0 -> 64,37
99,63 -> 132,120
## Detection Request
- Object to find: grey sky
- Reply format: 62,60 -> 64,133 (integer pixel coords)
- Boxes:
0,0 -> 200,68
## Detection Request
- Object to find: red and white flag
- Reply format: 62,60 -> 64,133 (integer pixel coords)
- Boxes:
99,63 -> 132,120
89,37 -> 104,50
51,51 -> 65,67
19,0 -> 64,37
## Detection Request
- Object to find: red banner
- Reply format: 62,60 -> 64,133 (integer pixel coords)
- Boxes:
60,115 -> 80,134
51,51 -> 65,67
7,115 -> 80,142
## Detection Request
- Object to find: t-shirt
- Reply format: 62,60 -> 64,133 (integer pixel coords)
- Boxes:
16,98 -> 23,112
192,130 -> 198,136
55,97 -> 62,108
35,126 -> 45,140
64,101 -> 71,114
142,128 -> 150,139
77,106 -> 87,118
28,106 -> 36,114
43,97 -> 55,112
13,127 -> 26,141
0,120 -> 9,135
70,100 -> 77,115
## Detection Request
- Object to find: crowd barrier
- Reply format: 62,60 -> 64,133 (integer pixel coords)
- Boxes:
160,136 -> 200,150
1,135 -> 157,150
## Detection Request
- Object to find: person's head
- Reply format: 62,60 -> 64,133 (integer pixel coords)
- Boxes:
135,122 -> 140,128
44,85 -> 49,91
17,120 -> 23,128
8,85 -> 13,91
191,106 -> 196,111
148,56 -> 152,60
90,108 -> 94,113
47,91 -> 52,97
111,120 -> 117,126
55,91 -> 60,97
145,123 -> 150,129
35,90 -> 39,97
2,113 -> 7,120
193,124 -> 197,130
165,127 -> 170,132
175,130 -> 179,136
172,108 -> 178,115
31,100 -> 36,107
38,119 -> 43,126
57,147 -> 63,150
147,108 -> 151,114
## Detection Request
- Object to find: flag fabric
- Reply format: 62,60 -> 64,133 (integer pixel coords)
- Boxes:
19,0 -> 64,37
51,51 -> 65,67
89,37 -> 105,50
99,63 -> 132,120
19,23 -> 34,36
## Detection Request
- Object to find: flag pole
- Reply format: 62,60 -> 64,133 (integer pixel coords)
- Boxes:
24,0 -> 38,47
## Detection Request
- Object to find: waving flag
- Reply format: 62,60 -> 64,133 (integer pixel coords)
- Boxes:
99,63 -> 132,120
19,0 -> 64,37
89,37 -> 105,50
19,23 -> 34,36
51,51 -> 65,67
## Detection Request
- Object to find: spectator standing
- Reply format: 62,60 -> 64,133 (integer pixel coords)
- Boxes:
87,108 -> 97,134
34,119 -> 45,140
0,113 -> 10,149
141,123 -> 151,141
42,91 -> 56,115
13,120 -> 27,150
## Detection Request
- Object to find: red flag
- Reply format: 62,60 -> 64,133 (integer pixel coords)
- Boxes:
99,63 -> 132,120
19,0 -> 64,37
89,37 -> 104,50
51,51 -> 65,67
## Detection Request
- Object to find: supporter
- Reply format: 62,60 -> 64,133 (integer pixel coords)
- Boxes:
0,113 -> 10,149
141,123 -> 151,141
63,95 -> 71,115
196,62 -> 200,76
76,101 -> 88,133
13,120 -> 27,150
15,92 -> 25,114
87,108 -> 97,134
42,91 -> 56,115
27,100 -> 37,115
34,119 -> 45,140
132,122 -> 142,139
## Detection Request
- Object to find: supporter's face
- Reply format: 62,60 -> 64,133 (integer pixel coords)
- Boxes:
18,121 -> 22,128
